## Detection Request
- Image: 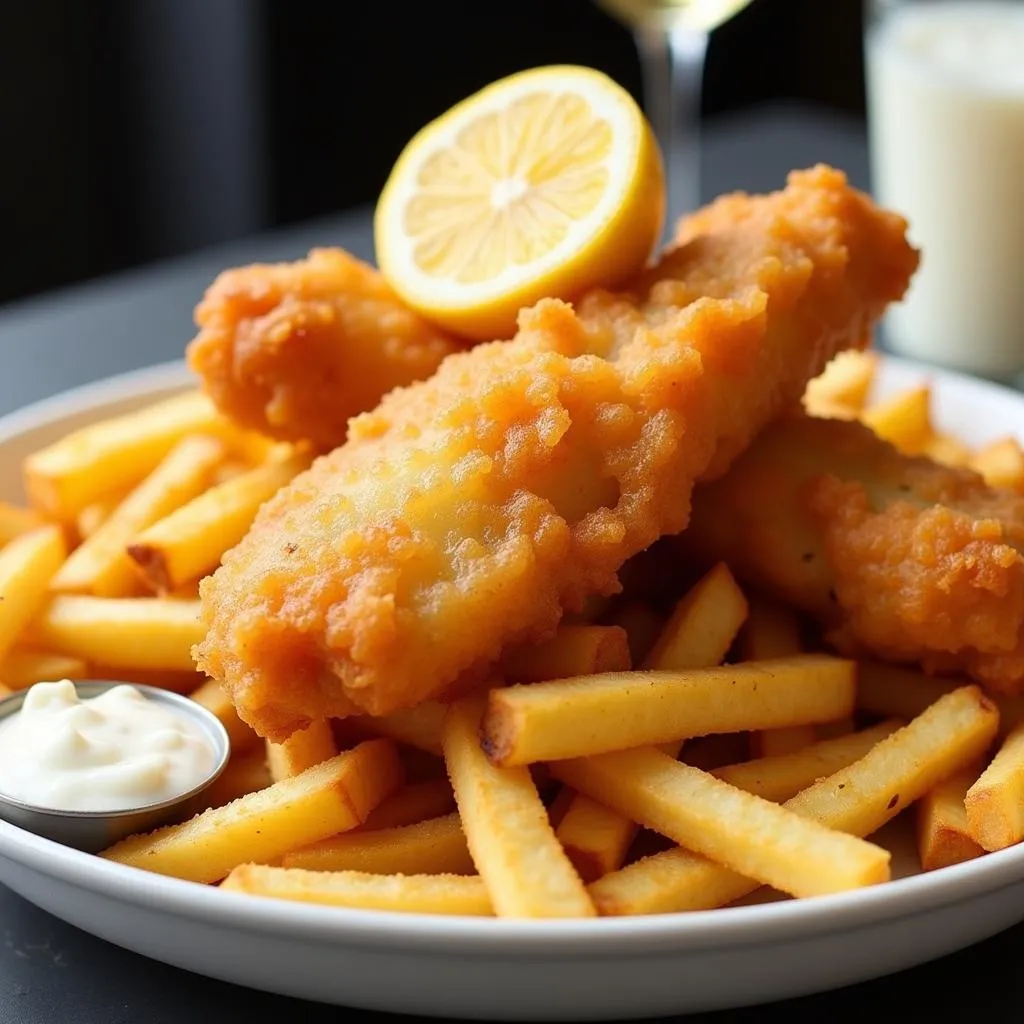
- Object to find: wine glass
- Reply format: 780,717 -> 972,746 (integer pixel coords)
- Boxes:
596,0 -> 756,232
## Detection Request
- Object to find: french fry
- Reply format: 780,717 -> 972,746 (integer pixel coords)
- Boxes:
970,437 -> 1024,491
750,726 -> 818,758
589,686 -> 996,914
604,601 -> 663,667
555,564 -> 748,880
126,452 -> 311,592
482,655 -> 855,766
861,384 -> 933,455
221,865 -> 492,916
189,677 -> 260,754
0,647 -> 87,690
546,785 -> 576,829
917,766 -> 985,871
282,812 -> 474,875
678,733 -> 751,772
555,795 -> 636,883
183,747 -> 272,816
642,563 -> 748,671
711,721 -> 904,803
737,598 -> 803,661
50,435 -> 225,596
100,739 -> 403,883
356,779 -> 456,832
0,501 -> 41,547
0,526 -> 67,662
356,701 -> 446,757
501,625 -> 631,682
966,721 -> 1024,851
803,350 -> 878,419
24,391 -> 222,519
856,661 -> 961,721
32,596 -> 203,672
554,747 -> 890,898
74,495 -> 125,541
923,433 -> 973,469
81,666 -> 204,694
442,696 -> 595,918
266,720 -> 338,782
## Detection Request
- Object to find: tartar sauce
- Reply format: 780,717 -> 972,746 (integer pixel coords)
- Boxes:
0,680 -> 214,811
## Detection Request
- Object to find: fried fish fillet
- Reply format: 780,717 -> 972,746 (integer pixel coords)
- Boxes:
187,248 -> 464,450
683,414 -> 1024,694
195,166 -> 918,739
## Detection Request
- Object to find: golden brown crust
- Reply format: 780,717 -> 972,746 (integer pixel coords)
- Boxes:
186,248 -> 464,450
195,167 -> 918,739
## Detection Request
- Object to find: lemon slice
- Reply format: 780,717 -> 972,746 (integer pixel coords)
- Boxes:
374,65 -> 665,341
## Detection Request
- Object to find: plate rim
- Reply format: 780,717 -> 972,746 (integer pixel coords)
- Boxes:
1,354 -> 1023,956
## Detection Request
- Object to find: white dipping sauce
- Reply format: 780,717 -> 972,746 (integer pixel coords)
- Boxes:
866,2 -> 1024,378
0,680 -> 214,811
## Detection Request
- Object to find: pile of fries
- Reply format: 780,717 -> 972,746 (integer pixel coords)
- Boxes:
0,380 -> 1023,918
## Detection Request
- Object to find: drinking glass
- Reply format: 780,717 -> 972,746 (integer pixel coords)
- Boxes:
596,0 -> 755,231
865,0 -> 1024,380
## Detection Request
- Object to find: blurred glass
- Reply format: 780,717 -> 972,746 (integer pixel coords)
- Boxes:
865,0 -> 1024,381
596,0 -> 754,233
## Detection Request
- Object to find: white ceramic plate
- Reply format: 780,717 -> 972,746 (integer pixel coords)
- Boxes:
1,358 -> 1024,1022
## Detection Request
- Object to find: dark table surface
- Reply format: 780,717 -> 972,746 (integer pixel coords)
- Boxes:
0,104 -> 1019,1023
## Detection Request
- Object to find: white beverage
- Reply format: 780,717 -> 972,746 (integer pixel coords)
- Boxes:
866,2 -> 1024,379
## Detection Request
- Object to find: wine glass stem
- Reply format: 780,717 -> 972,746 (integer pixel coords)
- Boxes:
636,22 -> 709,235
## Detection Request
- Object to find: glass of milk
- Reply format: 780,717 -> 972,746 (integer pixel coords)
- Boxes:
865,0 -> 1024,381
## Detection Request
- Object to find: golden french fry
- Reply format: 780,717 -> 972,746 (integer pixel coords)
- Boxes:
126,452 -> 311,592
0,501 -> 41,547
0,647 -> 87,690
917,766 -> 985,871
803,350 -> 879,419
750,726 -> 818,759
553,747 -> 890,899
443,696 -> 595,918
24,391 -> 222,519
51,435 -> 225,597
482,655 -> 855,767
33,595 -> 203,672
282,812 -> 474,875
356,779 -> 456,832
604,601 -> 664,668
818,717 -> 856,739
589,686 -> 996,914
0,526 -> 67,662
923,433 -> 973,469
100,739 -> 403,883
74,495 -> 125,541
501,625 -> 631,682
970,437 -> 1024,491
183,747 -> 272,816
711,721 -> 904,803
643,563 -> 748,671
266,720 -> 338,782
555,795 -> 636,883
356,701 -> 446,757
82,666 -> 204,694
966,721 -> 1024,851
857,661 -> 961,721
555,564 -> 747,880
546,786 -> 576,829
221,865 -> 492,916
189,677 -> 260,754
678,733 -> 751,772
861,384 -> 933,455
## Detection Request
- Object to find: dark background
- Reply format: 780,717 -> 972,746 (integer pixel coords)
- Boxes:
0,0 -> 865,308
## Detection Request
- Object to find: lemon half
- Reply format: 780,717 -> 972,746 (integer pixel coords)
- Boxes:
374,65 -> 665,341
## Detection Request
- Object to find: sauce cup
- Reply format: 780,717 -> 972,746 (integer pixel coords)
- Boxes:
0,681 -> 230,853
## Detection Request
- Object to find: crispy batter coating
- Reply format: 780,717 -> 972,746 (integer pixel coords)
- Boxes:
186,248 -> 463,450
195,167 -> 918,739
683,414 -> 1024,693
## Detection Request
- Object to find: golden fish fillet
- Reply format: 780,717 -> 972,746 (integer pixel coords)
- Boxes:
195,166 -> 918,739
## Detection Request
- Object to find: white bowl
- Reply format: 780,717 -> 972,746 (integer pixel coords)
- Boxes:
0,358 -> 1023,1022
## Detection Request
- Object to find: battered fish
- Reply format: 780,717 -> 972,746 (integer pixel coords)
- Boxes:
683,413 -> 1024,694
187,248 -> 464,450
195,167 -> 918,739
